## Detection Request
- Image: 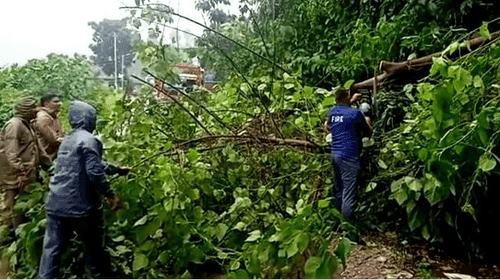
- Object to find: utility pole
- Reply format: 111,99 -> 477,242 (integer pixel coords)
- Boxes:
113,32 -> 118,91
121,54 -> 125,89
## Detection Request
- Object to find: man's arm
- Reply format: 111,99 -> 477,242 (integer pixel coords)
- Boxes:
35,113 -> 62,146
3,121 -> 26,175
349,93 -> 364,106
82,137 -> 114,198
83,137 -> 127,211
104,162 -> 131,176
363,114 -> 373,138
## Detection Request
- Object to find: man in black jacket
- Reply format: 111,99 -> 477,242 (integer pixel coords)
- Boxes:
38,100 -> 129,278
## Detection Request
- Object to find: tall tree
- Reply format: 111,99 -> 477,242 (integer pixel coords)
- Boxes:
88,18 -> 139,77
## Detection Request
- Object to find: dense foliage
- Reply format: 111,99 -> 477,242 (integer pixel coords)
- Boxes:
2,0 -> 500,278
196,0 -> 500,87
372,29 -> 500,260
0,54 -> 95,128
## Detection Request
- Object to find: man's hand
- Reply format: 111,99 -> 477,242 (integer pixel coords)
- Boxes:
107,195 -> 123,212
16,173 -> 32,191
365,116 -> 373,138
349,93 -> 364,105
117,166 -> 131,176
365,116 -> 373,128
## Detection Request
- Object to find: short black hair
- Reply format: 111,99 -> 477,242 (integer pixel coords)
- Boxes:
41,89 -> 61,106
335,88 -> 350,103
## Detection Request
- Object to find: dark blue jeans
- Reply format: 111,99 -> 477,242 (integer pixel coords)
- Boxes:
38,211 -> 110,278
332,154 -> 361,220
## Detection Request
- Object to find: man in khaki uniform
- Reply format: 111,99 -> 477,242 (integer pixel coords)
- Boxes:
34,90 -> 64,162
0,98 -> 46,231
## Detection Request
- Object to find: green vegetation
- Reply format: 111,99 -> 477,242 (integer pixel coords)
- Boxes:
1,0 -> 500,278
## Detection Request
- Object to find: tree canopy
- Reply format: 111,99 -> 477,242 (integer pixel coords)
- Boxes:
88,18 -> 140,77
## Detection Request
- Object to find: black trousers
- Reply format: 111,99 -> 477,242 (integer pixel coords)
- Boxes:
38,210 -> 110,278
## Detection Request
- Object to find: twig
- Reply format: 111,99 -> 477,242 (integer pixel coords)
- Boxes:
121,5 -> 291,75
143,70 -> 235,133
131,74 -> 213,135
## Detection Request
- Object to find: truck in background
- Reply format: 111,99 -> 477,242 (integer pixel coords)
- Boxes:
153,64 -> 218,101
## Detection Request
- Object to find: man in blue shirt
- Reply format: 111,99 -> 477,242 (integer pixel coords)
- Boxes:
328,88 -> 372,220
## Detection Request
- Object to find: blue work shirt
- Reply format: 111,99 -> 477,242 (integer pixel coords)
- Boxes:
328,105 -> 370,160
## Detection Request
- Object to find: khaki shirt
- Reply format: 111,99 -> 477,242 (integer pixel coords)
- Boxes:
34,108 -> 64,161
0,117 -> 41,189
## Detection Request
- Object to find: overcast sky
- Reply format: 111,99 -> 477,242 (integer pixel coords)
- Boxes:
0,0 -> 234,67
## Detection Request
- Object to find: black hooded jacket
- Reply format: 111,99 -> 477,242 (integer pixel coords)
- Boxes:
45,101 -> 113,217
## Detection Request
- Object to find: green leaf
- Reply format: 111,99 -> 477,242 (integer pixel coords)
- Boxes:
365,182 -> 377,193
343,79 -> 355,89
479,154 -> 496,172
188,246 -> 205,264
233,221 -> 246,231
158,251 -> 169,264
245,230 -> 262,242
335,237 -> 351,265
318,199 -> 330,208
429,58 -> 447,77
215,223 -> 229,241
304,256 -> 322,277
188,148 -> 199,162
392,187 -> 408,205
133,253 -> 149,271
134,215 -> 148,227
445,212 -> 454,227
407,178 -> 423,192
139,240 -> 155,251
421,225 -> 431,240
423,175 -> 442,206
451,66 -> 472,93
303,86 -> 314,98
418,148 -> 428,161
315,255 -> 338,279
473,75 -> 484,88
322,97 -> 335,107
378,159 -> 388,169
408,208 -> 425,232
444,42 -> 459,54
406,200 -> 417,214
269,233 -> 280,242
233,269 -> 249,279
230,259 -> 241,270
286,236 -> 299,257
480,21 -> 490,38
297,232 -> 310,254
112,235 -> 125,242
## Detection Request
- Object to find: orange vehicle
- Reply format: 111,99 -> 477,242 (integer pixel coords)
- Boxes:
153,64 -> 218,101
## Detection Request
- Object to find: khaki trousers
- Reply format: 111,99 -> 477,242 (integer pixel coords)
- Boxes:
1,188 -> 24,229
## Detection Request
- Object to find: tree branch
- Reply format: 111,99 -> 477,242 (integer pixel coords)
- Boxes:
351,32 -> 500,92
131,74 -> 213,135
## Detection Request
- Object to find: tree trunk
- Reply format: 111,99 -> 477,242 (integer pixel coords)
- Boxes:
351,32 -> 499,92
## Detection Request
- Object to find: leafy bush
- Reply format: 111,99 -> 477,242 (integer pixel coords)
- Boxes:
371,32 -> 500,260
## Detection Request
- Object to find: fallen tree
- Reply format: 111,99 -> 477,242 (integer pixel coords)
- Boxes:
352,31 -> 499,92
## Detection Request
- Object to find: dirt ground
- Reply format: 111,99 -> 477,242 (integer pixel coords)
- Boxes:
335,232 -> 500,279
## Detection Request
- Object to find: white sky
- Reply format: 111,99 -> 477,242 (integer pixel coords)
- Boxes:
0,0 -> 238,67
